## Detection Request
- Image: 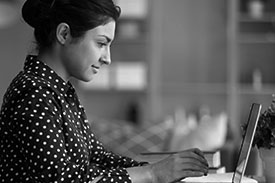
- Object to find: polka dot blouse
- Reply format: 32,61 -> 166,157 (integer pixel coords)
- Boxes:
0,55 -> 147,182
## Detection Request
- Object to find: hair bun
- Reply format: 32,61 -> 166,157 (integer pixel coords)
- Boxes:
22,0 -> 52,28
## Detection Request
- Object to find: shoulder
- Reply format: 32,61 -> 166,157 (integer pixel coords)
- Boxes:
3,71 -> 60,107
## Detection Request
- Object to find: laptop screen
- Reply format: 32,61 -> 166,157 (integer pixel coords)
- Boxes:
232,103 -> 261,183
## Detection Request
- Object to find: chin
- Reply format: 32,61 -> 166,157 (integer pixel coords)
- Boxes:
76,72 -> 95,82
74,76 -> 89,82
82,76 -> 94,82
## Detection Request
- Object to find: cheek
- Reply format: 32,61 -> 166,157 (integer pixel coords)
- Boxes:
84,45 -> 101,63
69,44 -> 91,65
61,48 -> 84,75
64,42 -> 100,71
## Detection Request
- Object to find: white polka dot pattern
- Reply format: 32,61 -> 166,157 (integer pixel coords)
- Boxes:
0,55 -> 146,182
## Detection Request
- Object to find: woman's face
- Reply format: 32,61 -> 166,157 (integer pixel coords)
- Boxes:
61,20 -> 116,82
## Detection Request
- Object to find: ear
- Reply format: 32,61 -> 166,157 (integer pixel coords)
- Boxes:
56,23 -> 72,45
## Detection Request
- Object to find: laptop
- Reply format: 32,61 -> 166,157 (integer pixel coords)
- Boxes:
182,103 -> 262,183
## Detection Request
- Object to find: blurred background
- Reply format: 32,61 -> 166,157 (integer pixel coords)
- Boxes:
0,0 -> 275,176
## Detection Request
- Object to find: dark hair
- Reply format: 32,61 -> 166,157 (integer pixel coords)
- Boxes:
22,0 -> 121,52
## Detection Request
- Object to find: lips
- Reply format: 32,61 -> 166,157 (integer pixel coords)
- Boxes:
91,65 -> 100,74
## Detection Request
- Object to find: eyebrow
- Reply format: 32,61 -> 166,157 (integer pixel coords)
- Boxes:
98,35 -> 112,43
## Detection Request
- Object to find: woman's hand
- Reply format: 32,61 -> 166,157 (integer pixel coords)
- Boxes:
149,148 -> 209,183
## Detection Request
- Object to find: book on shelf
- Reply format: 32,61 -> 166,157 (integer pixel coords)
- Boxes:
203,150 -> 221,168
208,166 -> 226,174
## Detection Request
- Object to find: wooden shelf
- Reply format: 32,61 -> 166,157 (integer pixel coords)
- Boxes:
160,83 -> 228,95
225,0 -> 275,143
238,13 -> 275,23
238,12 -> 275,44
239,34 -> 275,44
238,84 -> 275,95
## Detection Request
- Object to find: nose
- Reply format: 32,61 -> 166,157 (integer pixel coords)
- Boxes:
100,46 -> 111,65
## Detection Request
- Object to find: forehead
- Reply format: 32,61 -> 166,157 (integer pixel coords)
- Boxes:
86,21 -> 116,40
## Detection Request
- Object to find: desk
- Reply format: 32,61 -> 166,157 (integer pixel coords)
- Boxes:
250,176 -> 265,183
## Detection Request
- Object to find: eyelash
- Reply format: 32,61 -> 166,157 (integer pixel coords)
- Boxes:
98,42 -> 107,47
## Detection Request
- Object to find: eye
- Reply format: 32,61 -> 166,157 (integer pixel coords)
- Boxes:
98,42 -> 107,48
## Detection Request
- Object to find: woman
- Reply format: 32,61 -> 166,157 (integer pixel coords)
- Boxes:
0,0 -> 208,182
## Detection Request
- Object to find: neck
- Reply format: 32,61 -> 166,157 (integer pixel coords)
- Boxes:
37,49 -> 69,82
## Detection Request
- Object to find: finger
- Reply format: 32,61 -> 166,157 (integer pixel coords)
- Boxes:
183,148 -> 205,157
179,158 -> 209,170
177,159 -> 208,175
192,148 -> 205,157
181,148 -> 207,163
178,151 -> 208,167
180,162 -> 209,174
181,170 -> 206,177
172,156 -> 209,174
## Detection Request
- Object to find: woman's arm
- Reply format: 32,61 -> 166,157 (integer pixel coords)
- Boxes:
126,148 -> 209,183
127,165 -> 153,183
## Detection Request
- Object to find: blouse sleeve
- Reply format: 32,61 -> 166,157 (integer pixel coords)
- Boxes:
94,143 -> 148,168
95,151 -> 149,183
11,87 -> 136,183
